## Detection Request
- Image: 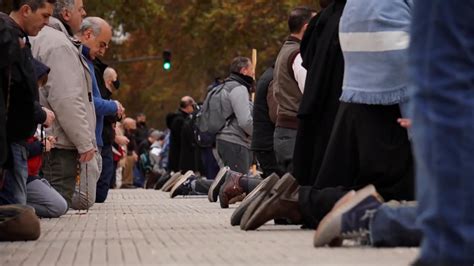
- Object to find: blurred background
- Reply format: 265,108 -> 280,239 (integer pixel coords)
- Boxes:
1,0 -> 320,128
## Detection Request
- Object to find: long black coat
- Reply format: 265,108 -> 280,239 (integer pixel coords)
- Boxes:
168,110 -> 188,172
293,0 -> 346,186
179,116 -> 202,173
94,58 -> 118,147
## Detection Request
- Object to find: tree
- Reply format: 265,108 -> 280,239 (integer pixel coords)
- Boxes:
1,0 -> 320,128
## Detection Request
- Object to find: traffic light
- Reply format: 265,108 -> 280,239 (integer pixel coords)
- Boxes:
163,50 -> 172,70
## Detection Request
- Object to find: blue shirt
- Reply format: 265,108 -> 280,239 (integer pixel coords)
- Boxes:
81,46 -> 117,147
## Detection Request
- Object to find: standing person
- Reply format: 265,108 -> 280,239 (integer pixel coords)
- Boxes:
31,0 -> 96,208
273,6 -> 314,174
0,0 -> 56,205
409,1 -> 474,265
76,17 -> 124,205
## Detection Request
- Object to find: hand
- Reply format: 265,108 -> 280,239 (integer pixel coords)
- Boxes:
115,135 -> 129,146
397,118 -> 412,129
45,139 -> 53,152
115,101 -> 125,116
79,149 -> 95,163
42,107 -> 55,127
47,136 -> 57,146
132,151 -> 138,162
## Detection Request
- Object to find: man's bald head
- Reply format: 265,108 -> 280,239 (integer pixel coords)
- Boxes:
122,117 -> 136,130
78,16 -> 112,59
104,67 -> 118,92
180,96 -> 195,114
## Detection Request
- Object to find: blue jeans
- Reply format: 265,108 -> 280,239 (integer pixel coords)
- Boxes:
410,1 -> 474,264
133,163 -> 145,188
96,144 -> 113,203
369,202 -> 422,247
0,143 -> 28,204
200,147 -> 219,180
27,178 -> 68,218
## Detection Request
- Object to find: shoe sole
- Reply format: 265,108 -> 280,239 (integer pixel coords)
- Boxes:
230,173 -> 279,226
313,185 -> 382,247
169,171 -> 194,198
208,167 -> 229,202
162,172 -> 183,192
241,173 -> 296,230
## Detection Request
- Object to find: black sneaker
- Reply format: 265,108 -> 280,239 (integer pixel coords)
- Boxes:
313,185 -> 383,247
170,174 -> 197,198
208,167 -> 230,202
154,172 -> 171,190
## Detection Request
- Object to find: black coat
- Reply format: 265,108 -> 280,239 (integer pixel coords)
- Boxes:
3,16 -> 38,144
94,58 -> 118,146
0,13 -> 20,167
179,116 -> 202,173
251,66 -> 275,152
168,110 -> 188,172
135,122 -> 149,146
293,0 -> 346,186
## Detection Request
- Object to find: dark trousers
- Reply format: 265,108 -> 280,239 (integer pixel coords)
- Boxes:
299,102 -> 414,227
216,140 -> 252,174
42,148 -> 79,207
96,144 -> 113,203
273,127 -> 297,174
200,147 -> 220,179
254,150 -> 283,178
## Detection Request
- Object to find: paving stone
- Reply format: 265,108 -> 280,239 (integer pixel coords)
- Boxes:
0,189 -> 419,266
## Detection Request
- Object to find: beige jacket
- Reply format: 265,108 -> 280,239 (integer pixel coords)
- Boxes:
31,17 -> 96,153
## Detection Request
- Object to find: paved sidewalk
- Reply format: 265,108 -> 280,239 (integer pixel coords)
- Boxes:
0,190 -> 418,266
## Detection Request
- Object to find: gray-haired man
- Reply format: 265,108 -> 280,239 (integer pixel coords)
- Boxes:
31,0 -> 97,208
76,17 -> 124,206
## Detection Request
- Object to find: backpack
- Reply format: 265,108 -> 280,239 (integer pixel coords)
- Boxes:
193,80 -> 239,148
139,152 -> 152,174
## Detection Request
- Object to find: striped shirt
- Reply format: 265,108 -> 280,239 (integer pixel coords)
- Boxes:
339,0 -> 413,105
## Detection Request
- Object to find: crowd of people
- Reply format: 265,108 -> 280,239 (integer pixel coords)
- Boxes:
0,0 -> 167,232
1,0 -> 474,265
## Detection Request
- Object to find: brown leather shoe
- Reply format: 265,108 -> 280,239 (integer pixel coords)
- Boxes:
242,173 -> 302,231
232,173 -> 280,227
0,205 -> 41,241
218,170 -> 245,208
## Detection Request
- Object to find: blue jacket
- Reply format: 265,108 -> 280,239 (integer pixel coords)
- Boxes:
339,0 -> 413,105
81,46 -> 117,147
